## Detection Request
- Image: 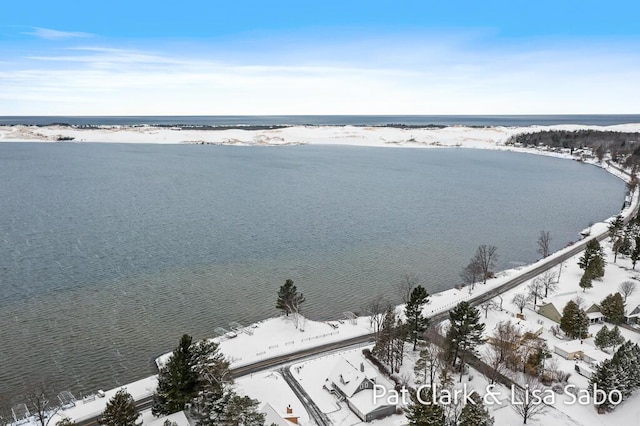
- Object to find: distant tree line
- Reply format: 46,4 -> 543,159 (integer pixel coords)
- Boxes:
505,130 -> 640,167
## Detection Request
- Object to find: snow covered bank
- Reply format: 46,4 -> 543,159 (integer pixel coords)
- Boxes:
2,123 -> 640,147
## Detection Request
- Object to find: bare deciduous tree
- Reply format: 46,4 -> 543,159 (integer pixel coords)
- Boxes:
490,321 -> 521,365
527,280 -> 544,306
441,384 -> 464,426
460,258 -> 483,291
414,342 -> 443,388
556,261 -> 564,283
537,231 -> 552,258
619,280 -> 637,303
473,245 -> 498,284
22,380 -> 62,426
538,270 -> 558,297
480,300 -> 496,318
365,294 -> 391,339
284,293 -> 305,330
398,273 -> 418,304
496,295 -> 504,310
513,293 -> 527,313
483,344 -> 506,385
511,376 -> 548,424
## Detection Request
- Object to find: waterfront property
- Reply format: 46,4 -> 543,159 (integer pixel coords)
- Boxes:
326,357 -> 396,422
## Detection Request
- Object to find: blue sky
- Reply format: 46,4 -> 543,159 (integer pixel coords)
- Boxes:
1,1 -> 639,115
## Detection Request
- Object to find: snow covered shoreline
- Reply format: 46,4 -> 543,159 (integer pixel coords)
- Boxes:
1,122 -> 640,147
151,142 -> 638,371
30,123 -> 638,425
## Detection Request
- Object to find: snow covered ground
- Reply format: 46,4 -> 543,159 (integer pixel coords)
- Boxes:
2,123 -> 640,148
472,235 -> 640,425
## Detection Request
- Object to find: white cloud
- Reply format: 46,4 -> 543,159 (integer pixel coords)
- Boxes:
1,34 -> 639,115
23,27 -> 94,40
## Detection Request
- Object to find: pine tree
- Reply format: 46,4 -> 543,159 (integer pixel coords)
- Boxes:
612,341 -> 640,396
610,325 -> 625,348
445,301 -> 485,382
99,389 -> 141,426
610,215 -> 625,262
560,301 -> 589,339
589,359 -> 623,413
459,392 -> 494,426
579,270 -> 593,292
594,326 -> 611,350
193,390 -> 264,426
153,334 -> 199,416
405,285 -> 430,350
189,340 -> 237,425
590,254 -> 605,278
405,388 -> 445,426
632,236 -> 640,269
600,293 -> 625,324
275,279 -> 304,316
578,239 -> 605,278
589,340 -> 640,413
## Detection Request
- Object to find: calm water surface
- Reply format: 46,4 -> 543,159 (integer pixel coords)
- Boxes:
0,143 -> 625,396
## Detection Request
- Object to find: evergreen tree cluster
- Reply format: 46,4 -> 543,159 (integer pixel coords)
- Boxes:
373,307 -> 407,373
578,240 -> 605,291
504,129 -> 640,167
594,325 -> 625,351
559,300 -> 589,339
589,341 -> 640,413
152,334 -> 265,425
405,388 -> 494,426
617,216 -> 640,268
600,293 -> 626,324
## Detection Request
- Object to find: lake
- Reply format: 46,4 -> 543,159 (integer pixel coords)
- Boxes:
0,143 -> 625,396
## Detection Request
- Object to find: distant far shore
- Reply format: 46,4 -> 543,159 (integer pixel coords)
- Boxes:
2,123 -> 640,148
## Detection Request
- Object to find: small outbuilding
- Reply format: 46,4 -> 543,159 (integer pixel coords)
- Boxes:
554,340 -> 586,360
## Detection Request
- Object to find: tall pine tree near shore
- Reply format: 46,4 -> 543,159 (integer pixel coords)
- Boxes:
578,239 -> 605,278
99,389 -> 141,426
276,279 -> 305,316
152,334 -> 199,416
405,285 -> 430,350
445,301 -> 485,382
